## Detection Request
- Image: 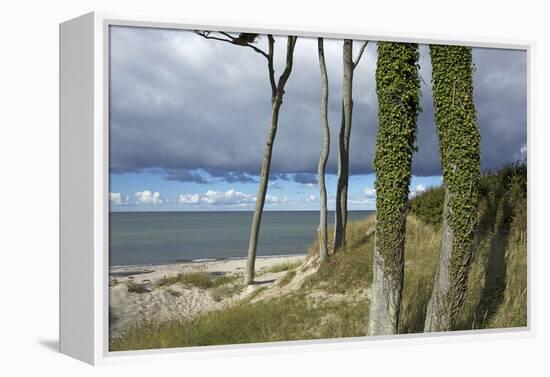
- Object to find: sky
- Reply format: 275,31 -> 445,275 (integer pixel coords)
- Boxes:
108,26 -> 527,212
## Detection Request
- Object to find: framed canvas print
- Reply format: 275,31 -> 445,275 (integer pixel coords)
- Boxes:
59,12 -> 532,365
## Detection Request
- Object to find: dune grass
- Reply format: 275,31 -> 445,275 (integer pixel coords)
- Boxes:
277,270 -> 297,287
455,167 -> 527,329
125,281 -> 149,294
110,291 -> 371,351
210,283 -> 245,302
265,260 -> 303,273
157,272 -> 240,290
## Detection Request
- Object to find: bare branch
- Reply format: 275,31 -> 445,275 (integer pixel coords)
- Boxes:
194,30 -> 269,59
353,40 -> 369,70
218,31 -> 238,42
267,35 -> 277,98
275,36 -> 298,98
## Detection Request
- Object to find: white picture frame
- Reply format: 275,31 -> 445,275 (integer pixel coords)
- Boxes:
59,11 -> 534,365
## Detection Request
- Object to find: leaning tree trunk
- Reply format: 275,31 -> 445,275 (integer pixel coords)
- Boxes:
245,36 -> 297,285
317,38 -> 330,262
333,39 -> 354,250
424,45 -> 480,332
246,100 -> 282,282
367,42 -> 421,336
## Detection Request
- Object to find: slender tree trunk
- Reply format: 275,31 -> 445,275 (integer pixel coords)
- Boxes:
333,39 -> 353,250
367,42 -> 420,335
317,38 -> 330,262
424,45 -> 480,331
245,36 -> 297,285
246,100 -> 282,284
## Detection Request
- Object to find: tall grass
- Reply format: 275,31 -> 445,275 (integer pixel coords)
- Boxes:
157,272 -> 240,289
456,166 -> 527,329
265,260 -> 303,273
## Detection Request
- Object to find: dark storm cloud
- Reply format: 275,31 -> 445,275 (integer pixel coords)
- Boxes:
293,173 -> 318,185
164,169 -> 212,184
109,27 -> 527,182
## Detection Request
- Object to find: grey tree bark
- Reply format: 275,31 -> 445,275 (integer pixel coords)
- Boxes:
317,38 -> 330,262
194,32 -> 297,285
245,36 -> 298,285
333,40 -> 368,251
424,188 -> 454,331
333,40 -> 353,250
368,237 -> 404,335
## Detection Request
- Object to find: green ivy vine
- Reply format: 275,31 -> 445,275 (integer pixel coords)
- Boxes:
374,42 -> 421,285
430,44 -> 480,314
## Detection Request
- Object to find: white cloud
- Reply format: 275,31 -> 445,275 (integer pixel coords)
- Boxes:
177,189 -> 285,207
409,184 -> 428,198
178,189 -> 254,206
347,187 -> 377,206
415,184 -> 427,193
178,193 -> 200,204
306,194 -> 317,203
304,183 -> 316,188
135,190 -> 163,205
515,143 -> 527,161
201,189 -> 255,205
268,181 -> 282,189
265,194 -> 279,204
109,192 -> 122,205
109,192 -> 131,206
363,186 -> 376,197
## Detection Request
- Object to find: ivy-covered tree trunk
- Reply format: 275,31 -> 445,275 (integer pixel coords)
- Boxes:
333,39 -> 354,251
317,38 -> 330,262
368,42 -> 420,335
424,45 -> 480,332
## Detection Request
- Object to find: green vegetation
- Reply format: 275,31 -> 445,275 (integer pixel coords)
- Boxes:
373,41 -> 421,286
210,283 -> 244,302
305,218 -> 375,294
427,45 -> 481,329
277,270 -> 297,287
265,260 -> 302,273
410,186 -> 445,227
430,46 -> 480,252
456,163 -> 527,329
110,165 -> 526,350
157,272 -> 240,290
111,293 -> 370,351
126,281 -> 150,294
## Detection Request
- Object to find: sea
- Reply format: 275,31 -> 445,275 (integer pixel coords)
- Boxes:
109,210 -> 374,267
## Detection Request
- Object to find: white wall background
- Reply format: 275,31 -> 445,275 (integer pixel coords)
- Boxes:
1,0 -> 548,375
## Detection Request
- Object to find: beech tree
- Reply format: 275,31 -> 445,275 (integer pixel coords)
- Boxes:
424,45 -> 480,332
333,40 -> 368,250
195,31 -> 298,284
368,42 -> 421,335
317,38 -> 330,262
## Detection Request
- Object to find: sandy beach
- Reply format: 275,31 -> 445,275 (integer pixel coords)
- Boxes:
109,255 -> 306,336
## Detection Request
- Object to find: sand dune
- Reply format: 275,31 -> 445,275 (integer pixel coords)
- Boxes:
109,255 -> 306,336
